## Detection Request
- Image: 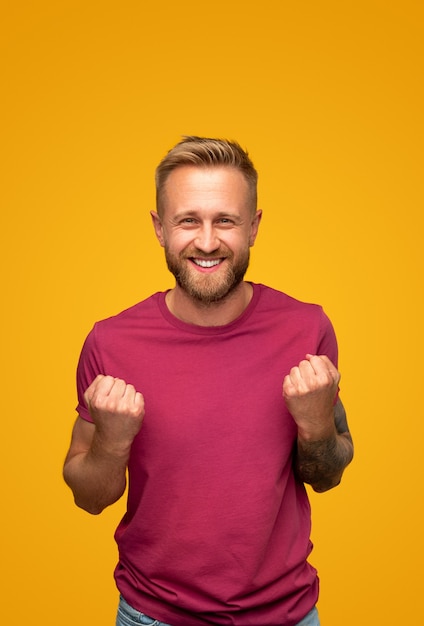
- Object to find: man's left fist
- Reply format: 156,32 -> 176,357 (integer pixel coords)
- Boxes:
283,354 -> 340,439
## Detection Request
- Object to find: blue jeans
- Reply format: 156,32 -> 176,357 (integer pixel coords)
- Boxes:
116,595 -> 320,626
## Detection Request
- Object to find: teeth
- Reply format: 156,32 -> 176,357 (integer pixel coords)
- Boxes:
193,259 -> 221,268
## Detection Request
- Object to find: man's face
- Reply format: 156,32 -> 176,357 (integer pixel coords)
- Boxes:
151,166 -> 262,305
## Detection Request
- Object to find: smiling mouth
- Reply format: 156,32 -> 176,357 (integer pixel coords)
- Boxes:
191,258 -> 223,268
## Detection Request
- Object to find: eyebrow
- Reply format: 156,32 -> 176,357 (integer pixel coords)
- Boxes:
172,210 -> 243,223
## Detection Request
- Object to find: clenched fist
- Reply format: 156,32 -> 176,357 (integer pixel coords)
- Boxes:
283,354 -> 340,440
84,375 -> 145,453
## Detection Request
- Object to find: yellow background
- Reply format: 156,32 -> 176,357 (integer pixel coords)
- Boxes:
1,1 -> 423,624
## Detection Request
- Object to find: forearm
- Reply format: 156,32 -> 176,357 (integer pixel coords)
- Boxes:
295,430 -> 353,492
63,437 -> 129,514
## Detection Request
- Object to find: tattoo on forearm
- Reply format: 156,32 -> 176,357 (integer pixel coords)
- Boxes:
295,433 -> 353,492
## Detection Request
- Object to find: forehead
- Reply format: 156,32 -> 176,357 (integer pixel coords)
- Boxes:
161,166 -> 251,212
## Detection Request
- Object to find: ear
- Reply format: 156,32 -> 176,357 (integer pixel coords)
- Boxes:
150,211 -> 165,247
249,209 -> 262,247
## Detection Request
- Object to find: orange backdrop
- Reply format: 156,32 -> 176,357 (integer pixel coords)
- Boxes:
2,1 -> 423,624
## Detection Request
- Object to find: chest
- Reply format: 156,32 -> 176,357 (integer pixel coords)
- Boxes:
101,327 -> 314,463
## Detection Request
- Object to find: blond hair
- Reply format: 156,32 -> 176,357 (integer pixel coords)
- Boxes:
155,136 -> 258,215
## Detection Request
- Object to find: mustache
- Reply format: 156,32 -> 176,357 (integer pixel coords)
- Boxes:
181,246 -> 232,259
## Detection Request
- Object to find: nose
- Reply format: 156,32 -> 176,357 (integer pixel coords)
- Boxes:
194,224 -> 220,254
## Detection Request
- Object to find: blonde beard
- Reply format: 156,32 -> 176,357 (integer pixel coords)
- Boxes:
165,249 -> 250,305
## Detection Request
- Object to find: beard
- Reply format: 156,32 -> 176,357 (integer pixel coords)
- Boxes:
164,246 -> 250,305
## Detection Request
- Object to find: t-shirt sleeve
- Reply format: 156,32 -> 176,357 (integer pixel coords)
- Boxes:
316,307 -> 341,404
316,307 -> 339,367
75,324 -> 104,422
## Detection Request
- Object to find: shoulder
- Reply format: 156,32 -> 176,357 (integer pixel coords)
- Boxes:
80,292 -> 166,353
254,283 -> 324,316
252,283 -> 335,339
94,292 -> 164,331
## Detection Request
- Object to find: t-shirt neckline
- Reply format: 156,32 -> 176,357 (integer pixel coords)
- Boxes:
157,282 -> 262,335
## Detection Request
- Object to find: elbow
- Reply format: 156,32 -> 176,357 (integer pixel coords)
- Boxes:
63,472 -> 107,515
309,457 -> 353,492
310,475 -> 342,493
74,496 -> 105,515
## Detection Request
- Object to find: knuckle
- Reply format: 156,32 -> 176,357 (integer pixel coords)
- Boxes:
102,399 -> 117,413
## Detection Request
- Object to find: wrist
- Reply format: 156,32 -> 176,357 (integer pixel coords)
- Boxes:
296,419 -> 337,443
91,430 -> 133,463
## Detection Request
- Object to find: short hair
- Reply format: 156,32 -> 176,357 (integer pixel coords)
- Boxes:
155,136 -> 258,215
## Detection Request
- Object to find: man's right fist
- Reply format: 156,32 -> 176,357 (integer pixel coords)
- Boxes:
84,375 -> 145,450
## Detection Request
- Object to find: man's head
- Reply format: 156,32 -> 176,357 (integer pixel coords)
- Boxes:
152,137 -> 261,307
155,136 -> 258,217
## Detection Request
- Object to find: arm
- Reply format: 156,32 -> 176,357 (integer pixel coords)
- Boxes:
63,375 -> 145,514
283,354 -> 353,493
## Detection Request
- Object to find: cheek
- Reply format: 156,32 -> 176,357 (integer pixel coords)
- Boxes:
164,231 -> 194,253
224,232 -> 252,253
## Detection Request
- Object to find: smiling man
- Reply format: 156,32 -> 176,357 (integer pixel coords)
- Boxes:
152,165 -> 261,322
63,136 -> 353,626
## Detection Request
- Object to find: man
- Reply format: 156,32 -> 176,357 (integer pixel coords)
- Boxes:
63,136 -> 353,626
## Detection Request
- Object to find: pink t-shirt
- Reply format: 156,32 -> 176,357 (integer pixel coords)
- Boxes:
76,283 -> 339,626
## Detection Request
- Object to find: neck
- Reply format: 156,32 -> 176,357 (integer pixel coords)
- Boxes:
166,282 -> 253,327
